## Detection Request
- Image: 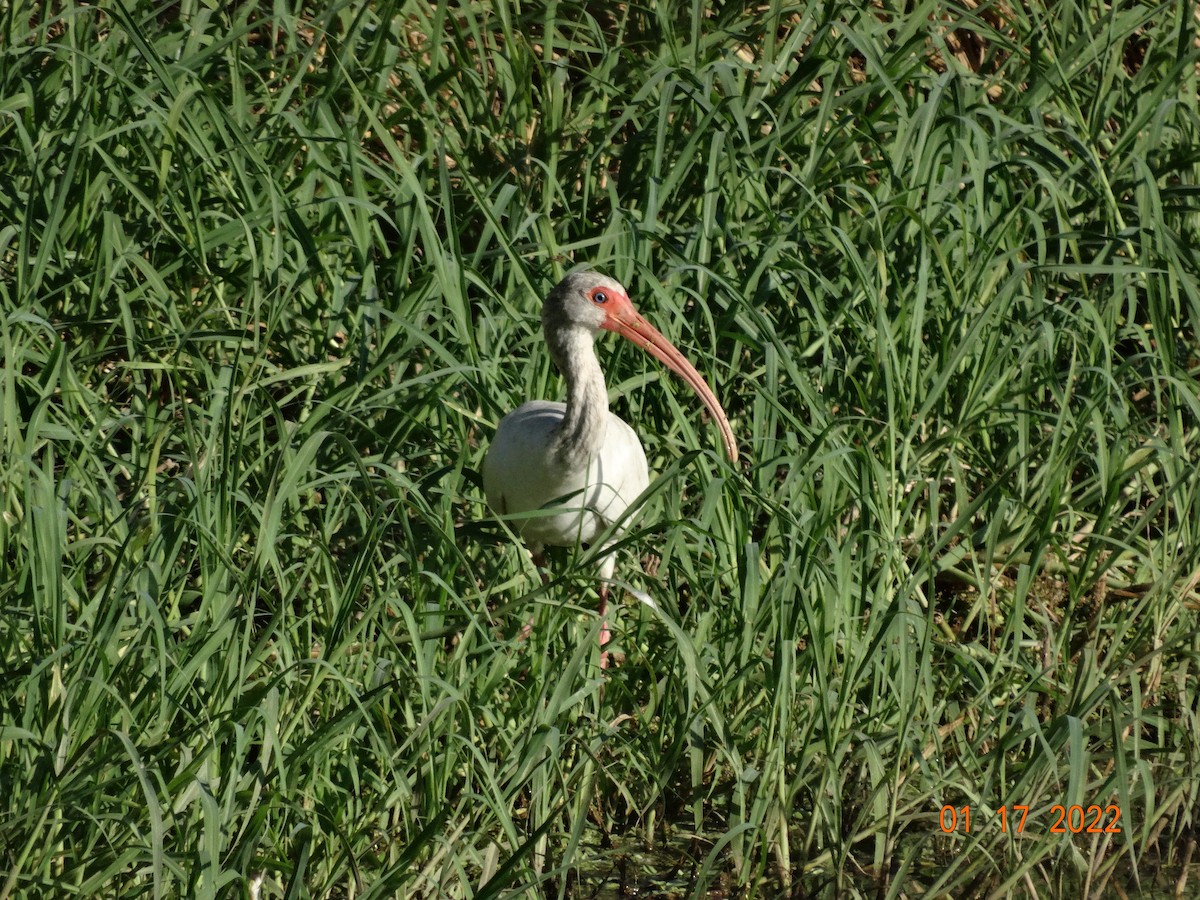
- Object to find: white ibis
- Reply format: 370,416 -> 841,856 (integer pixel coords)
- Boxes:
483,270 -> 738,667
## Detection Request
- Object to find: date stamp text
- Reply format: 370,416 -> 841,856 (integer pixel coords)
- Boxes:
939,804 -> 1122,834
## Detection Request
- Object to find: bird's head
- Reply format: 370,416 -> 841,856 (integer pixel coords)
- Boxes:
542,270 -> 631,336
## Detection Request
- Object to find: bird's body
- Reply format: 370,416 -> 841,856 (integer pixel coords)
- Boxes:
484,399 -> 648,555
483,270 -> 737,665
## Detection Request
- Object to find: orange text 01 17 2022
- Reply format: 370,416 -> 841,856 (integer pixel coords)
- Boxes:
938,804 -> 1122,834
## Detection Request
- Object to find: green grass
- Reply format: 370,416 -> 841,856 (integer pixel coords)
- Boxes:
2,0 -> 1199,896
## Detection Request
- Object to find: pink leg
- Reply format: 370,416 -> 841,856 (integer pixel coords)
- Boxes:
598,582 -> 611,670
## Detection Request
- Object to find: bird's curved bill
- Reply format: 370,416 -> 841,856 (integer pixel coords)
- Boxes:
603,308 -> 739,462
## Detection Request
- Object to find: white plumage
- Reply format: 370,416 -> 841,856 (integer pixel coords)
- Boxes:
484,399 -> 648,561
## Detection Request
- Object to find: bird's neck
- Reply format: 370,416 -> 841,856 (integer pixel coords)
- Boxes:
548,327 -> 608,471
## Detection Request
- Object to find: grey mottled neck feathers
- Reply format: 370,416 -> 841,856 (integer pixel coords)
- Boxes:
545,325 -> 608,471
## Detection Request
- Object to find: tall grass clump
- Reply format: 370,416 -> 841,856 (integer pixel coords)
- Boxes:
2,0 -> 1198,897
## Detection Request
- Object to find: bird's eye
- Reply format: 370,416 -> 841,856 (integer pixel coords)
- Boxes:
591,290 -> 608,304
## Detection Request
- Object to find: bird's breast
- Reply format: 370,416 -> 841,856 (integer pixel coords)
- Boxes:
483,401 -> 650,549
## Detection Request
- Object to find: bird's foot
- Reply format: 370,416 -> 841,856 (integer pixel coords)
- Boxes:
598,647 -> 625,670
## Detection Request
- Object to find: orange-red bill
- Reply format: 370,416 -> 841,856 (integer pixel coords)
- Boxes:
601,301 -> 738,462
